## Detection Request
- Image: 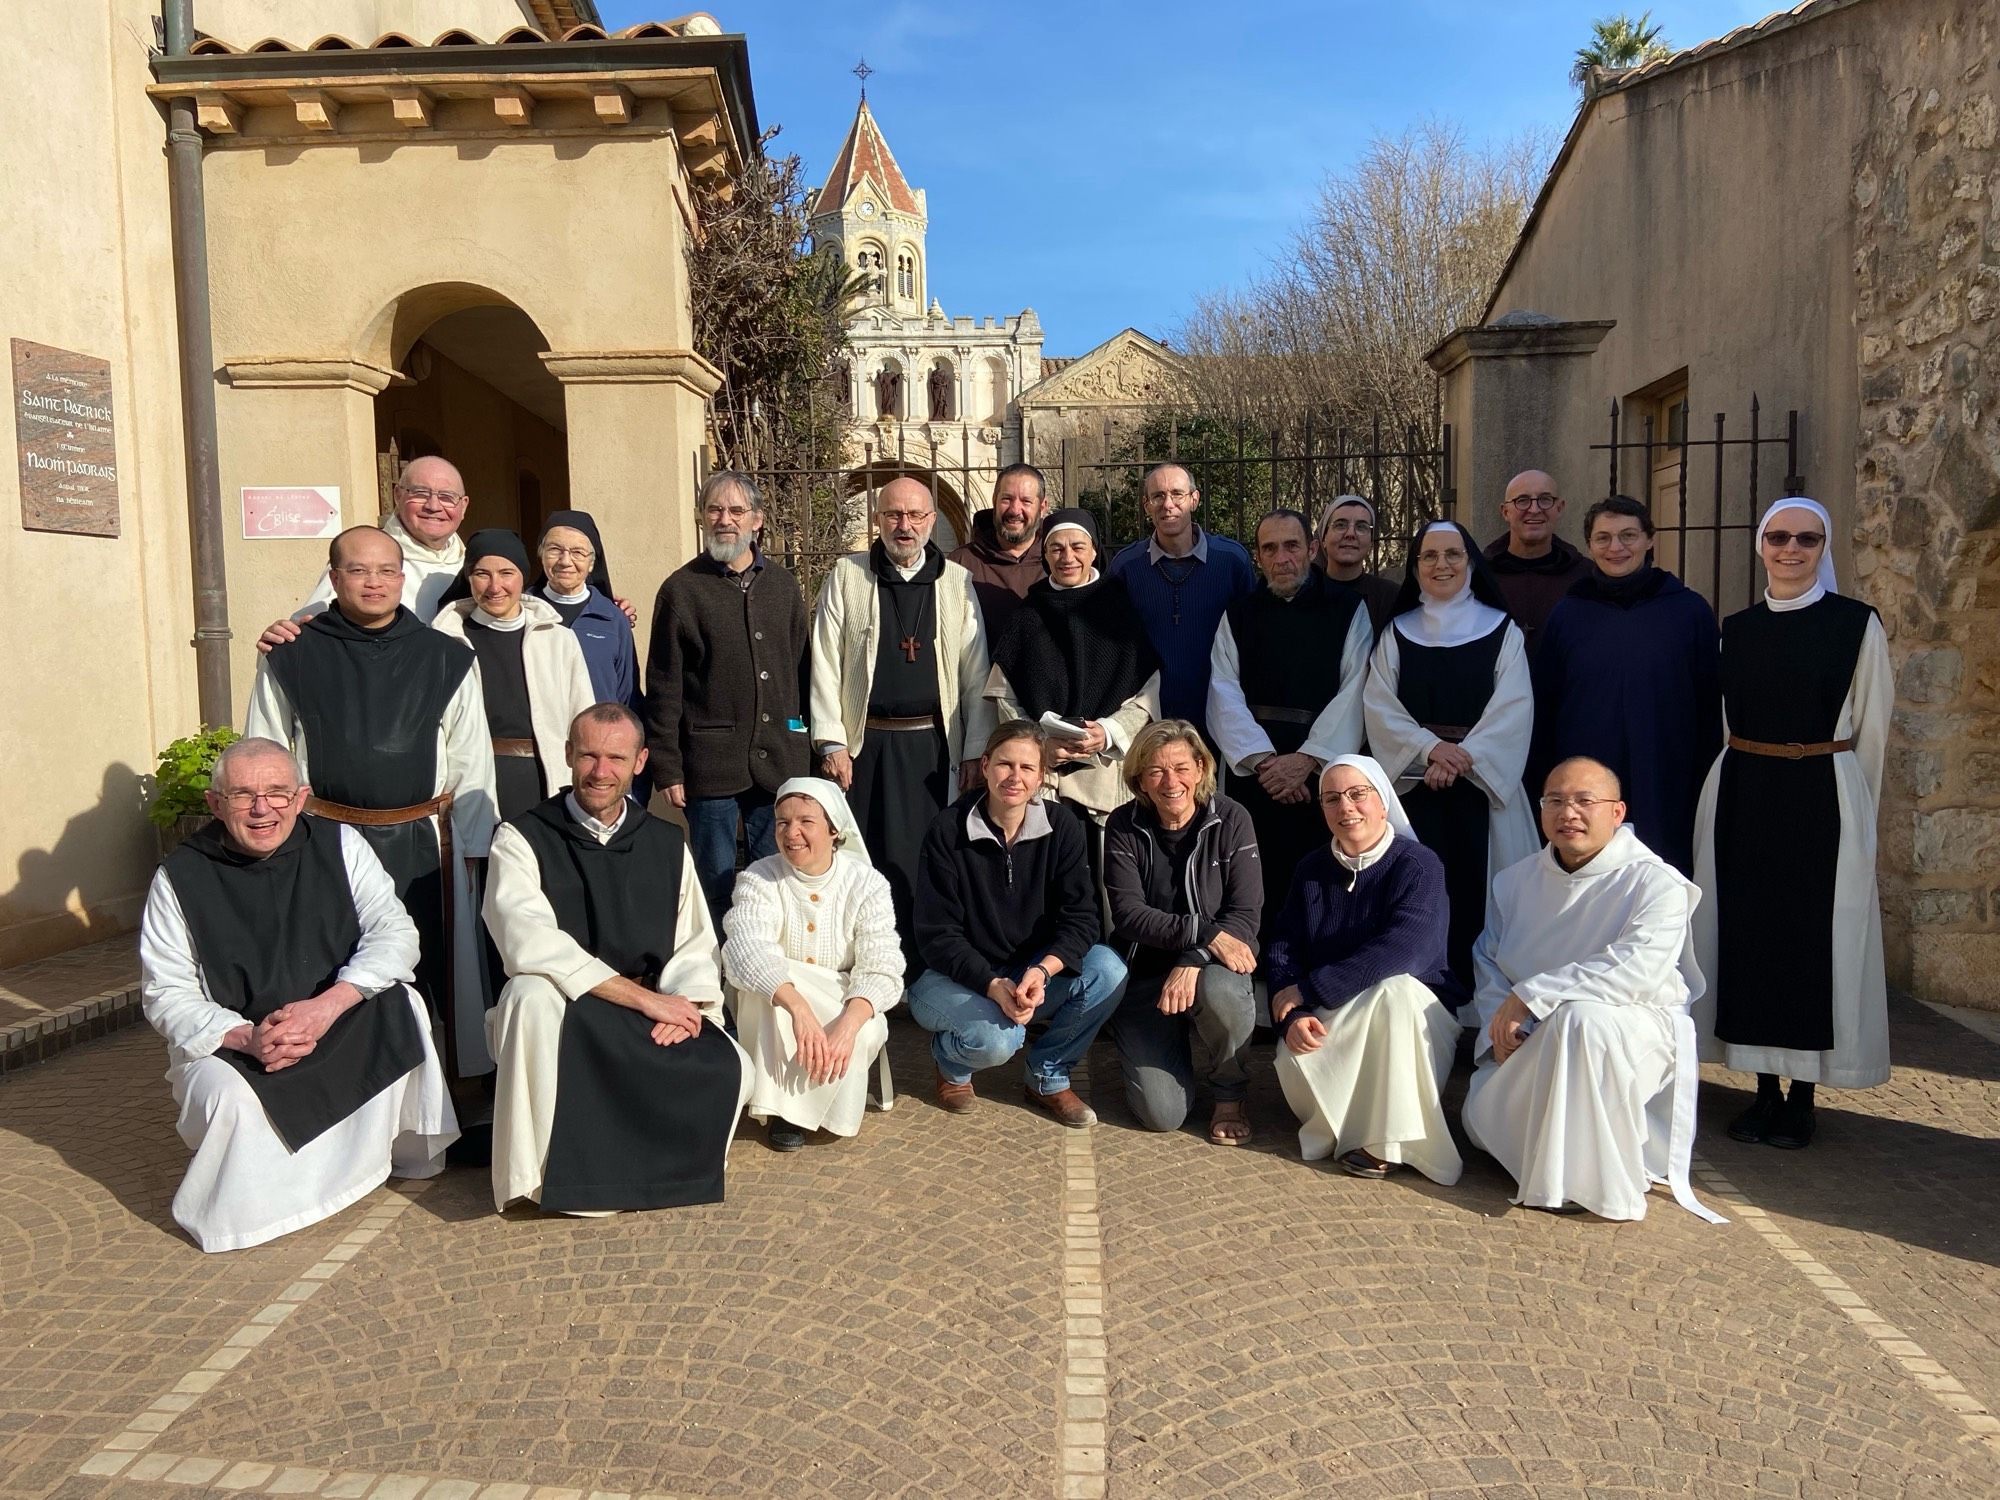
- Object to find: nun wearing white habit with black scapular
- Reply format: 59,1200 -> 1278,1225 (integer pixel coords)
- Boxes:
1692,497 -> 1892,1151
723,777 -> 904,1151
1362,520 -> 1538,999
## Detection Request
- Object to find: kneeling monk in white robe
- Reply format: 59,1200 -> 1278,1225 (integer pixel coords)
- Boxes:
1269,755 -> 1463,1184
483,704 -> 750,1213
723,777 -> 903,1152
139,738 -> 457,1252
1464,757 -> 1724,1223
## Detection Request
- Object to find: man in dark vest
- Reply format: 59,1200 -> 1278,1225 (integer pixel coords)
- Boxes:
1208,509 -> 1373,950
644,470 -> 811,925
482,704 -> 750,1215
246,524 -> 498,1079
138,737 -> 457,1252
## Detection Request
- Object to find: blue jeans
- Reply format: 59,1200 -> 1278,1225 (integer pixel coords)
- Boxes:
686,790 -> 776,926
907,946 -> 1129,1095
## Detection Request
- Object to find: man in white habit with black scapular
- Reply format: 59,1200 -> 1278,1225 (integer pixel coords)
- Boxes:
139,738 -> 458,1253
1464,756 -> 1725,1223
482,704 -> 750,1216
1267,755 -> 1463,1184
723,777 -> 904,1152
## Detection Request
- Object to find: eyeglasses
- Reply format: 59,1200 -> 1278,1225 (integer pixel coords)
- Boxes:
1538,795 -> 1615,811
540,544 -> 595,562
879,509 -> 933,525
703,504 -> 754,522
221,789 -> 298,810
1146,489 -> 1196,504
1324,519 -> 1374,536
1591,530 -> 1649,548
397,485 -> 466,508
1762,530 -> 1825,548
336,565 -> 404,581
1418,549 -> 1468,566
1320,785 -> 1378,806
1507,493 -> 1560,511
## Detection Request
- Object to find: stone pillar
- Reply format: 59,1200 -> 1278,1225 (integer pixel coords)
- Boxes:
1848,32 -> 2000,1011
1425,315 -> 1615,520
213,357 -> 401,705
542,349 -> 722,655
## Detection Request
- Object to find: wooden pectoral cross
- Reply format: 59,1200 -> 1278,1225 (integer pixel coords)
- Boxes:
899,634 -> 923,663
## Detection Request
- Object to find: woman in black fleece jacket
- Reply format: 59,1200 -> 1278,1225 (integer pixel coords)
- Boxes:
1102,720 -> 1264,1143
909,721 -> 1129,1128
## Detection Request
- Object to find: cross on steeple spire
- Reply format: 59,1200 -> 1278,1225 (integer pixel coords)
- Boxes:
852,57 -> 873,100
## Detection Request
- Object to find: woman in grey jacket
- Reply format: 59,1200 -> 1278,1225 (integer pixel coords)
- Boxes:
1102,719 -> 1264,1144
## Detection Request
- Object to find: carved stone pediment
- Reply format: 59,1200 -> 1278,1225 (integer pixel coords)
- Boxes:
1019,328 -> 1187,409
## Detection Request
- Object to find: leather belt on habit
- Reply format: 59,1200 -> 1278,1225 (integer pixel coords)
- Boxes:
1248,705 -> 1317,726
866,714 -> 938,732
1423,723 -> 1474,743
491,737 -> 537,758
304,790 -> 460,1077
1728,734 -> 1853,759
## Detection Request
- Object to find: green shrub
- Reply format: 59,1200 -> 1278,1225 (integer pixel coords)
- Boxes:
148,726 -> 240,830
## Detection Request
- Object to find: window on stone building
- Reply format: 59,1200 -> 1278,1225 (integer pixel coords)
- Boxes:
1645,381 -> 1690,574
896,251 -> 915,300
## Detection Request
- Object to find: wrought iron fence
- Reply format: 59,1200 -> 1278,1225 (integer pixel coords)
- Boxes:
712,411 -> 1452,602
1590,396 -> 1805,614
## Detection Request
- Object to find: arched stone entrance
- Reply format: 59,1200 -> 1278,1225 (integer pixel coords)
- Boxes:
844,459 -> 968,552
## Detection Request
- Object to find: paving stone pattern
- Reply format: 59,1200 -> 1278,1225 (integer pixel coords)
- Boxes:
3,999 -> 1997,1498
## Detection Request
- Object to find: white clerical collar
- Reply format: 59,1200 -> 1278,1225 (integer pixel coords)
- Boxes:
542,582 -> 590,605
564,791 -> 630,843
892,559 -> 926,582
1332,826 -> 1394,889
383,512 -> 465,568
1765,581 -> 1827,612
472,605 -> 528,632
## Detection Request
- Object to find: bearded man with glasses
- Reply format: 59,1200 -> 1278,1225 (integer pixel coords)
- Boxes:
1483,469 -> 1590,660
138,737 -> 458,1251
1462,756 -> 1724,1223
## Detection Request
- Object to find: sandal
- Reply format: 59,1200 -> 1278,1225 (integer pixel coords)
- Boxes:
1208,1101 -> 1252,1147
1337,1148 -> 1393,1179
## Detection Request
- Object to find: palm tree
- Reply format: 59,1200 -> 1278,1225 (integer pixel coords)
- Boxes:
1571,11 -> 1672,91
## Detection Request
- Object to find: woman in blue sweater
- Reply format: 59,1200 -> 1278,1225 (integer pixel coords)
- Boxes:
1268,755 -> 1464,1185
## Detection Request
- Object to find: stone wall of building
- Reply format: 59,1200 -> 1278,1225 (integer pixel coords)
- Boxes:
1851,0 -> 2000,1009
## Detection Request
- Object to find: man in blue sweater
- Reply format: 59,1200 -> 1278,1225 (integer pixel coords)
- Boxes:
1267,755 -> 1465,1185
1108,464 -> 1255,745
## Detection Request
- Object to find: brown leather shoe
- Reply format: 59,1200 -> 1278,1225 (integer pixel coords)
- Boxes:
935,1068 -> 976,1114
1025,1085 -> 1097,1128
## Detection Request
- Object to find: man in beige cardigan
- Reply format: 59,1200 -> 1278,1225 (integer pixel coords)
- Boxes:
811,478 -> 995,970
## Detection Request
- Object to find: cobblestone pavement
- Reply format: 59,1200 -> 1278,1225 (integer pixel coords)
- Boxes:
2,995 -> 1996,1499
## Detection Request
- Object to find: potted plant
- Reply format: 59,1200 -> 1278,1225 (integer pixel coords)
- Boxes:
149,725 -> 240,860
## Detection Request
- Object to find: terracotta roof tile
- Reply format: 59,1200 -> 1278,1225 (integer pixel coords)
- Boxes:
813,98 -> 920,218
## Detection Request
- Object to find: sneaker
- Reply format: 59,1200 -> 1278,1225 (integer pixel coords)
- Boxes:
1727,1095 -> 1782,1144
766,1119 -> 806,1152
1767,1095 -> 1817,1149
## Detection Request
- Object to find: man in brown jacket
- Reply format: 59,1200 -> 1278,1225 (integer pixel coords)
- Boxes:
644,472 -> 811,924
948,462 -> 1049,637
1482,469 -> 1590,661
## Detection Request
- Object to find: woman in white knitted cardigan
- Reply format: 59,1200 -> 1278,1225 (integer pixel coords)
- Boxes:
722,777 -> 904,1151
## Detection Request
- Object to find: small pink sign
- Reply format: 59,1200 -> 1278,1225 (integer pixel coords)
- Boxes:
242,485 -> 341,539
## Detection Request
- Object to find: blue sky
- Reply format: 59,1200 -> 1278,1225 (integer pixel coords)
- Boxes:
602,1 -> 1776,355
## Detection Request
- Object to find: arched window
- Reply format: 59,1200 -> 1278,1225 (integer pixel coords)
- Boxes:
896,251 -> 915,300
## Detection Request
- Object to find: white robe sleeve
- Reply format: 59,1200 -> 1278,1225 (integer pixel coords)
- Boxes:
482,823 -> 618,1000
1512,875 -> 1693,1022
138,870 -> 247,1061
1098,673 -> 1159,757
243,664 -> 303,773
1300,608 -> 1373,764
1361,629 -> 1437,785
334,825 -> 420,994
1460,624 -> 1533,809
952,576 -> 996,760
658,845 -> 726,1020
809,570 -> 851,753
720,863 -> 791,1001
985,662 -> 1025,723
441,671 -> 499,857
297,570 -> 335,618
1207,618 -> 1274,773
1849,615 -> 1891,805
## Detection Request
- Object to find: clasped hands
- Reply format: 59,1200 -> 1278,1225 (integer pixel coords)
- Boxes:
775,985 -> 872,1085
1423,740 -> 1475,790
227,983 -> 361,1071
987,957 -> 1060,1025
1253,751 -> 1318,805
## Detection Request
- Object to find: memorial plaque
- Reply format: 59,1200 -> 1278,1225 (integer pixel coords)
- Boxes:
12,339 -> 120,537
242,485 -> 342,540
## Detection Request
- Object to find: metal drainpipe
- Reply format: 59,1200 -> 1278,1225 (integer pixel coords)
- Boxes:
162,0 -> 233,726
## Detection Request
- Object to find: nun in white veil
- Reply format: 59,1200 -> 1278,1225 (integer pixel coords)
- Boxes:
1363,519 -> 1539,1001
1267,755 -> 1465,1185
1691,497 -> 1891,1150
722,777 -> 905,1149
